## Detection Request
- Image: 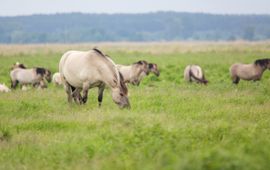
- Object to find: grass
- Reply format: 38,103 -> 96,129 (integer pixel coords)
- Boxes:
0,42 -> 270,170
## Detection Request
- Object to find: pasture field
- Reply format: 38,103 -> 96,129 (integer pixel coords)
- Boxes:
1,42 -> 270,170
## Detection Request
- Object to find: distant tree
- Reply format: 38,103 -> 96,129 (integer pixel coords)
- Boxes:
243,26 -> 255,41
0,12 -> 270,43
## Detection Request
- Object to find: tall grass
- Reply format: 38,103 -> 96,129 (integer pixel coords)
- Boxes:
0,42 -> 270,170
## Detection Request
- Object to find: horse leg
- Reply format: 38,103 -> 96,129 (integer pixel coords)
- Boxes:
71,87 -> 83,104
81,83 -> 90,104
232,76 -> 240,84
11,80 -> 18,89
39,79 -> 47,89
98,84 -> 105,107
63,81 -> 73,103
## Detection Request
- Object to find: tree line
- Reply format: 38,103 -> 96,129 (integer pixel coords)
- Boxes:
0,12 -> 270,43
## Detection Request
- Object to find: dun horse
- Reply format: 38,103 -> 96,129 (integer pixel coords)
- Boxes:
230,58 -> 270,84
59,48 -> 130,108
10,63 -> 51,89
117,61 -> 160,86
184,65 -> 208,84
0,83 -> 11,92
116,61 -> 149,86
52,72 -> 62,86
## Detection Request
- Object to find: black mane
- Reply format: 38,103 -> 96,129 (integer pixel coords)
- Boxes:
254,58 -> 270,66
134,60 -> 147,65
35,67 -> 46,76
148,63 -> 154,69
93,48 -> 105,57
17,64 -> 26,69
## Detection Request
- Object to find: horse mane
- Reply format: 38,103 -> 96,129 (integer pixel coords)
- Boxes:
148,63 -> 154,69
254,58 -> 270,67
17,64 -> 26,69
35,67 -> 46,76
93,48 -> 106,57
119,72 -> 128,95
92,48 -> 123,90
11,63 -> 26,70
134,60 -> 148,65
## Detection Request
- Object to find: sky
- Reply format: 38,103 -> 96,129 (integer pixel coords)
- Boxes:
1,0 -> 270,16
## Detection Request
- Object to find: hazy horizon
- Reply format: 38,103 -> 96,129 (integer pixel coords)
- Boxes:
1,0 -> 270,16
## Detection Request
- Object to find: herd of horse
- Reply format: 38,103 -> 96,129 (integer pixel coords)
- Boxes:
1,48 -> 270,109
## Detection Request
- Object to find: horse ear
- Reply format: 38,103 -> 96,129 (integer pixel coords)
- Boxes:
137,61 -> 143,65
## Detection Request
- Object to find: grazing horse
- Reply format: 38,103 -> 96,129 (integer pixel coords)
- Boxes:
59,48 -> 130,108
0,83 -> 11,92
116,61 -> 149,86
230,58 -> 270,84
184,65 -> 208,84
52,72 -> 62,86
10,63 -> 52,89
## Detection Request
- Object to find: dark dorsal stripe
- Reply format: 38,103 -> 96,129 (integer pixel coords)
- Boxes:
36,67 -> 46,76
254,58 -> 270,67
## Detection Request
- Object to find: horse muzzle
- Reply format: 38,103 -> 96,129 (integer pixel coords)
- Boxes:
154,71 -> 160,77
118,100 -> 131,109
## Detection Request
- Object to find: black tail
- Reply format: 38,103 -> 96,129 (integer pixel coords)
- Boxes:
189,70 -> 208,84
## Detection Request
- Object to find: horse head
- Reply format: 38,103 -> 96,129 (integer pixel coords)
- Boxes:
45,69 -> 52,82
135,60 -> 149,74
148,63 -> 160,77
111,72 -> 130,109
255,58 -> 270,70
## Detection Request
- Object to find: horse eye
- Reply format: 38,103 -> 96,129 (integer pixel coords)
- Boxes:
120,93 -> 124,97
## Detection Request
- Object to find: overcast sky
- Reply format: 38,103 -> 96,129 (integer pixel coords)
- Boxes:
1,0 -> 270,16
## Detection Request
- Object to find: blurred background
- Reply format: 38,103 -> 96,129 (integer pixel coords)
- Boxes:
1,0 -> 270,43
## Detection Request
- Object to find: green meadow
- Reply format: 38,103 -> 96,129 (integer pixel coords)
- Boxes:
0,42 -> 270,170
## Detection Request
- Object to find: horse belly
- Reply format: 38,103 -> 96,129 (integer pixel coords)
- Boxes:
238,69 -> 257,80
17,71 -> 37,84
63,64 -> 100,88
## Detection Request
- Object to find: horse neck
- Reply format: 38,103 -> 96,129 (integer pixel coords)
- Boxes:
132,64 -> 145,79
100,57 -> 121,89
254,64 -> 266,74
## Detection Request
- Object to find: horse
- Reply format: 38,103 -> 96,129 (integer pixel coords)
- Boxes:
0,83 -> 11,92
10,63 -> 52,89
59,48 -> 130,108
116,60 -> 149,86
10,62 -> 27,70
52,72 -> 62,86
184,65 -> 208,84
230,58 -> 270,84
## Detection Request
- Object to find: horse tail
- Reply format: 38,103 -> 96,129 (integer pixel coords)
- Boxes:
189,69 -> 208,84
